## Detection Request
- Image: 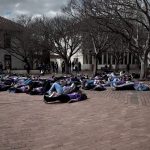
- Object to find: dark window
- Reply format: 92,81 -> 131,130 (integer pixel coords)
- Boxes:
4,55 -> 11,69
120,53 -> 124,64
89,55 -> 92,64
112,56 -> 115,64
103,53 -> 107,64
74,58 -> 78,63
4,33 -> 11,48
108,53 -> 111,65
83,54 -> 88,64
124,53 -> 127,65
129,53 -> 132,64
98,54 -> 102,64
132,55 -> 136,64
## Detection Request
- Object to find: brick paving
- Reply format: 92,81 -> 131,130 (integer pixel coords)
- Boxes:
0,88 -> 150,150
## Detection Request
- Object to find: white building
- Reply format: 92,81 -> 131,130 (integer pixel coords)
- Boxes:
0,16 -> 141,73
52,50 -> 140,72
0,16 -> 24,70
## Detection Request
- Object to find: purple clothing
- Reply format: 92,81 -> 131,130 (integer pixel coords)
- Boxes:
67,93 -> 81,101
17,85 -> 29,92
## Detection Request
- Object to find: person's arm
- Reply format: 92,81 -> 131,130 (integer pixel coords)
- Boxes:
68,98 -> 79,103
68,95 -> 81,103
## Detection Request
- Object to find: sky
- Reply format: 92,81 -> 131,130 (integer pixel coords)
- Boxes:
0,0 -> 69,19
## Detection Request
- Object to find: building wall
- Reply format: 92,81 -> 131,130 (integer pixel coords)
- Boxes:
50,50 -> 140,71
0,16 -> 25,70
0,49 -> 24,69
0,30 -> 24,69
0,31 -> 4,47
80,51 -> 140,70
50,50 -> 84,72
70,50 -> 83,64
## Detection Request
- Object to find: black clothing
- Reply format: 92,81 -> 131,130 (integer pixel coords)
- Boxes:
44,94 -> 70,103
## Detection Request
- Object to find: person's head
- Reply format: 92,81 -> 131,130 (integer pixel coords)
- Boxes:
59,79 -> 67,86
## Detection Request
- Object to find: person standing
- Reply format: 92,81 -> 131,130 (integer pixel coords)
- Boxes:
72,61 -> 75,71
74,63 -> 78,74
24,63 -> 30,75
61,61 -> 65,74
26,63 -> 30,75
55,62 -> 58,73
78,61 -> 81,72
51,62 -> 55,72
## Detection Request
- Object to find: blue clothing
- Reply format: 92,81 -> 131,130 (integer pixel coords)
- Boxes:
48,82 -> 63,94
134,83 -> 150,91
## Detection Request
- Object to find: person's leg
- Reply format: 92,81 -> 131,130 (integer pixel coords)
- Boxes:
44,95 -> 60,102
48,82 -> 63,94
44,94 -> 70,103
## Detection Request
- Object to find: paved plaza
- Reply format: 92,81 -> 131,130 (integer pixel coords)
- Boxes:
1,88 -> 150,150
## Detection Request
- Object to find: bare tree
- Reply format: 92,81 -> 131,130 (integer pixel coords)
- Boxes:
31,16 -> 53,68
1,15 -> 41,69
50,16 -> 82,74
65,0 -> 150,79
109,35 -> 129,71
87,21 -> 113,75
64,1 -> 114,75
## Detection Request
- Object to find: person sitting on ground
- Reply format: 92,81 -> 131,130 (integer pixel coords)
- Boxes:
111,81 -> 135,90
44,91 -> 87,103
93,76 -> 105,85
81,78 -> 95,90
120,70 -> 125,77
134,82 -> 150,91
93,76 -> 106,91
47,79 -> 77,97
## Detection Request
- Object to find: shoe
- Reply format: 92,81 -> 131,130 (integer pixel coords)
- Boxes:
44,95 -> 49,102
43,98 -> 48,104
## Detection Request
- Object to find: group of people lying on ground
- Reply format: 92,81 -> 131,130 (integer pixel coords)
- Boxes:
0,74 -> 87,103
82,71 -> 150,91
0,71 -> 149,103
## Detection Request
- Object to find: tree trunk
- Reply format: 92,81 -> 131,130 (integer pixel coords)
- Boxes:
140,58 -> 148,80
93,55 -> 98,76
29,59 -> 33,69
65,60 -> 70,74
115,60 -> 119,72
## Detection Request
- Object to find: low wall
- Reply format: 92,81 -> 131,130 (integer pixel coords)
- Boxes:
2,64 -> 139,74
3,70 -> 40,75
82,64 -> 94,70
82,64 -> 139,70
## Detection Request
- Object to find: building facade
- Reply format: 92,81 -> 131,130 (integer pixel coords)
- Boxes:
0,16 -> 142,72
51,50 -> 140,72
82,52 -> 140,70
0,16 -> 24,70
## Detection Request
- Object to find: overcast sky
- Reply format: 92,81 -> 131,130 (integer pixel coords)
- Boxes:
0,0 -> 69,19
